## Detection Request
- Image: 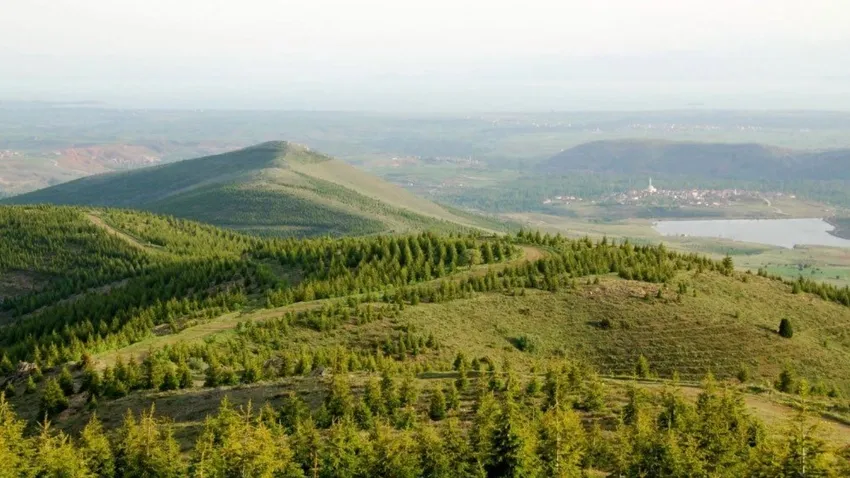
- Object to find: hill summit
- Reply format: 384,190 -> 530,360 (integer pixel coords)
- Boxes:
3,141 -> 495,236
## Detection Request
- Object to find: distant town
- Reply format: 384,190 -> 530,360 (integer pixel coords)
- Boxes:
543,178 -> 795,209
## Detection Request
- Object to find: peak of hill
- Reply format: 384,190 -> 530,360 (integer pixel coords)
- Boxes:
540,139 -> 850,181
2,142 -> 500,237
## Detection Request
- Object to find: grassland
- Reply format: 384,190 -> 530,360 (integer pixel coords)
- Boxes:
2,142 -> 507,237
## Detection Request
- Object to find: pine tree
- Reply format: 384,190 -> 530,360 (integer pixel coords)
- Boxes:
326,375 -> 354,420
368,421 -> 421,478
470,391 -> 499,471
25,376 -> 37,394
488,400 -> 539,477
40,378 -> 69,418
59,366 -> 76,396
779,318 -> 794,338
417,423 -> 452,478
192,400 -> 298,478
539,407 -> 585,478
445,381 -> 460,411
0,393 -> 32,476
115,406 -> 185,477
160,365 -> 180,391
429,387 -> 447,421
776,365 -> 797,394
321,418 -> 369,478
80,364 -> 102,396
178,361 -> 193,389
0,354 -> 13,375
635,355 -> 651,379
32,420 -> 92,477
80,415 -> 115,478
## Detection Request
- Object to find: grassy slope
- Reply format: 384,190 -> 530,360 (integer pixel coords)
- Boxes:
3,141 -> 503,237
13,271 -> 850,448
4,206 -> 850,452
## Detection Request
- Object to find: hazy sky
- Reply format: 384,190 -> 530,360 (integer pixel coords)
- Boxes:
1,0 -> 849,110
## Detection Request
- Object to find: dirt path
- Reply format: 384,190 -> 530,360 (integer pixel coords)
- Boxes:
85,212 -> 162,253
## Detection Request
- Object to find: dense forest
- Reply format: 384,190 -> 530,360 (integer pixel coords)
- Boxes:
0,205 -> 515,368
2,362 -> 848,477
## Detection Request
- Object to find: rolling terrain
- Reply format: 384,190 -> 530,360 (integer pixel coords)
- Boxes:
2,205 -> 850,475
540,139 -> 850,181
3,141 -> 504,237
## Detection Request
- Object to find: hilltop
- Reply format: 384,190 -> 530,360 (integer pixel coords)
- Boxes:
2,141 -> 502,237
540,139 -> 850,181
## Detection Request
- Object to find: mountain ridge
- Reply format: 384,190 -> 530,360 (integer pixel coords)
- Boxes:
3,141 -> 501,236
540,138 -> 850,181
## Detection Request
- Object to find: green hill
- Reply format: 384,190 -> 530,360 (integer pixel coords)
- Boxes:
540,139 -> 850,181
2,141 -> 503,237
3,206 -> 850,476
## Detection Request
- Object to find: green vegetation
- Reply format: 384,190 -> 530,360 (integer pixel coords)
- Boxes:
2,142 -> 508,237
4,205 -> 850,476
779,318 -> 794,338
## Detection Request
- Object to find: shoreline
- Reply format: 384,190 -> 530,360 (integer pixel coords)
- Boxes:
826,217 -> 850,240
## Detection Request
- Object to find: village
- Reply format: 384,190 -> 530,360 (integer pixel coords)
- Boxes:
543,179 -> 794,209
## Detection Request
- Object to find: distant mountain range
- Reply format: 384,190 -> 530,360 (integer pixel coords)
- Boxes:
540,139 -> 850,181
2,141 -> 499,237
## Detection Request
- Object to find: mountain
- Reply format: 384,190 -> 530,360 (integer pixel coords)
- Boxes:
2,141 -> 500,236
3,205 -> 850,474
540,139 -> 850,181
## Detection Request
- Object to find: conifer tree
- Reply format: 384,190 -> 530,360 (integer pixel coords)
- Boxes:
325,375 -> 354,420
445,381 -> 460,411
291,418 -> 321,478
59,366 -> 76,396
0,354 -> 13,375
25,376 -> 37,394
80,415 -> 115,478
779,318 -> 794,338
32,420 -> 92,478
635,355 -> 651,379
488,399 -> 540,477
416,423 -> 452,478
369,421 -> 421,478
0,393 -> 32,476
539,407 -> 586,478
321,418 -> 370,478
115,406 -> 185,477
40,378 -> 69,418
429,387 -> 447,421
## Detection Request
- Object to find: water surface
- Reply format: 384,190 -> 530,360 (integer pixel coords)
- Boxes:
653,218 -> 850,249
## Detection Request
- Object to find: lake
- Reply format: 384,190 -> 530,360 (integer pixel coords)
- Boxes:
653,218 -> 850,249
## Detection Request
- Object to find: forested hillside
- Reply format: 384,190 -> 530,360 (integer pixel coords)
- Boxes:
2,142 -> 504,237
3,205 -> 850,476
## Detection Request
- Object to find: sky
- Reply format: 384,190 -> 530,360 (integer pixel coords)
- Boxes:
1,0 -> 849,111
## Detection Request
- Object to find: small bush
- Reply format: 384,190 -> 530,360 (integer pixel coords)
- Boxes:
512,334 -> 539,353
636,355 -> 651,379
779,319 -> 794,339
737,365 -> 750,384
